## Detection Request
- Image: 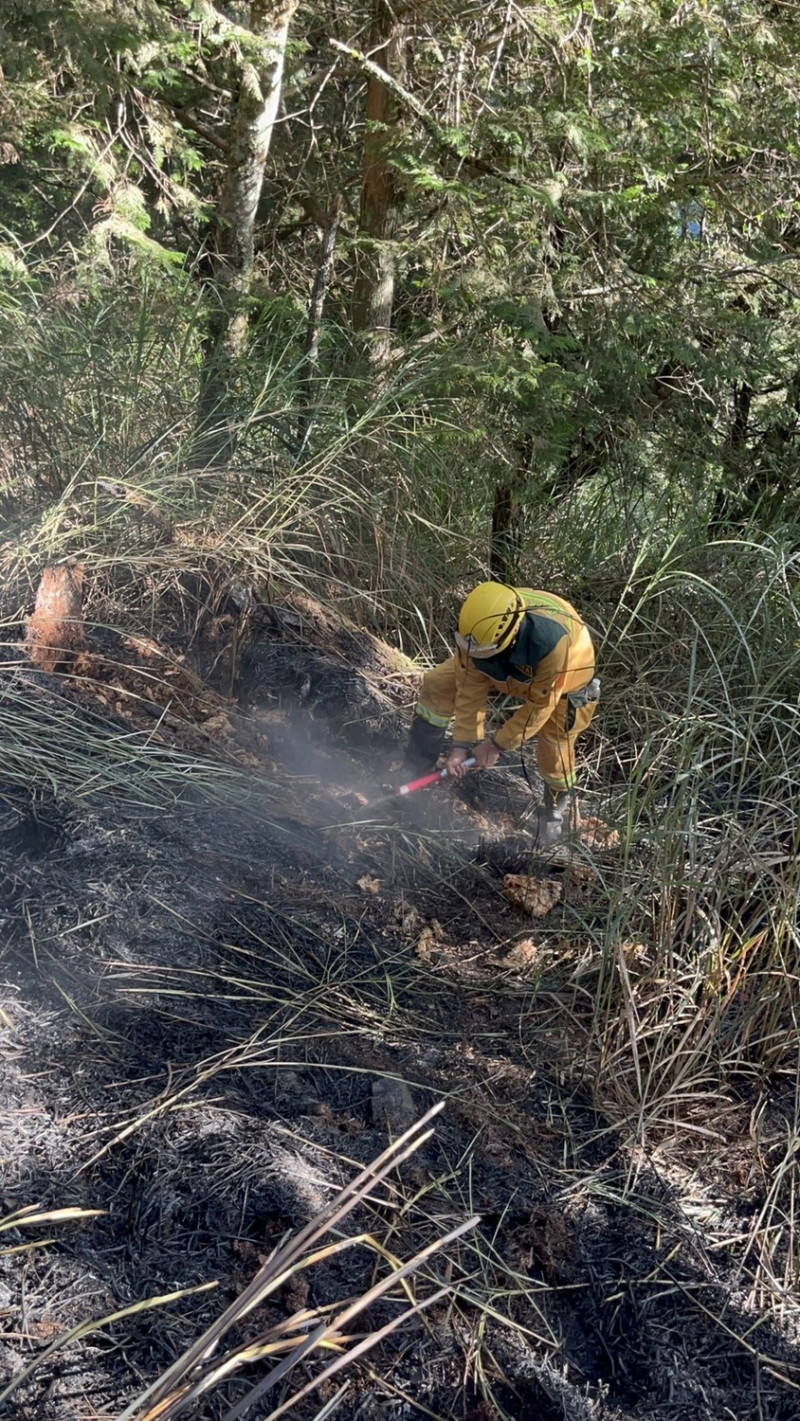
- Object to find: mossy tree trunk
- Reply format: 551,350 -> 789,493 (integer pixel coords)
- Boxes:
196,0 -> 299,466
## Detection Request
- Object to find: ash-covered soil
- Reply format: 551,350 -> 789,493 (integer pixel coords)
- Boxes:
1,601 -> 799,1420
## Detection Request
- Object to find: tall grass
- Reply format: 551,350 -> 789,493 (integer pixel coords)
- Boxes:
0,263 -> 484,648
570,539 -> 800,1072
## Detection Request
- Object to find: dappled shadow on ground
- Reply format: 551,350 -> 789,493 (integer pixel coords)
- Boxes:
1,606 -> 799,1420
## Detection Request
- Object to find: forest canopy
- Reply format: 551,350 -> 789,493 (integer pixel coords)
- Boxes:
1,0 -> 798,580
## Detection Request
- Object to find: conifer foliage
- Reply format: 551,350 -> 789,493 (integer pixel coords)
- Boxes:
0,2 -> 797,540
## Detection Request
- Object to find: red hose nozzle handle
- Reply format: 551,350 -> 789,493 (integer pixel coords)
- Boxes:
396,756 -> 476,797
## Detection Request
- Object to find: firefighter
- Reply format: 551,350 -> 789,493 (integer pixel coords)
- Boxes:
401,582 -> 599,842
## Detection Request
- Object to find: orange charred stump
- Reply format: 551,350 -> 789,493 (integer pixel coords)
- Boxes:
26,562 -> 86,673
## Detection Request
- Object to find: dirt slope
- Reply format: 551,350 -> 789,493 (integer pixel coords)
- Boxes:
1,603 -> 798,1421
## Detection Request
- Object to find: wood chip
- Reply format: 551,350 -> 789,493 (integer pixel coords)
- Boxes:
503,873 -> 562,917
579,816 -> 620,849
503,938 -> 541,971
201,713 -> 233,736
415,926 -> 437,960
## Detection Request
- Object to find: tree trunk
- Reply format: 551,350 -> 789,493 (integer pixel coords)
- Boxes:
712,374 -> 800,529
490,481 -> 520,585
490,433 -> 535,583
710,380 -> 754,530
297,193 -> 343,450
351,1 -> 407,374
196,0 -> 299,466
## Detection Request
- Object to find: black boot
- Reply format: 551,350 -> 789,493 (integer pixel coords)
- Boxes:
536,789 -> 574,846
400,716 -> 446,777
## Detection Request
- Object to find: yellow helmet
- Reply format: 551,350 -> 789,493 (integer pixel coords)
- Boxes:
456,582 -> 525,658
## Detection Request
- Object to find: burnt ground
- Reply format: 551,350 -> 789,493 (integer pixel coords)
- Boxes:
1,599 -> 800,1421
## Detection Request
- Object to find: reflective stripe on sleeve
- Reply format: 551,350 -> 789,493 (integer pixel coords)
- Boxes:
414,701 -> 452,728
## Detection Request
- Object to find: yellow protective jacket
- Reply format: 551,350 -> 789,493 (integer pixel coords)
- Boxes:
452,589 -> 595,752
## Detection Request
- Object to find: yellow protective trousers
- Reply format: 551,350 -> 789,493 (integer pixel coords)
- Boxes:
414,655 -> 597,792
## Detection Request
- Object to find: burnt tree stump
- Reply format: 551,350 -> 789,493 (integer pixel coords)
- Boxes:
25,562 -> 85,673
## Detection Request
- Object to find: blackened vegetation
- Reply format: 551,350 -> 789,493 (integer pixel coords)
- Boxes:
235,599 -> 404,758
1,610 -> 799,1420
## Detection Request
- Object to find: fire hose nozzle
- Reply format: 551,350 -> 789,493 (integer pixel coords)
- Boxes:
396,756 -> 477,798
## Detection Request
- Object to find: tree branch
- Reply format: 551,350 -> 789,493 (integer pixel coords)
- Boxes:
328,37 -> 553,203
164,103 -> 231,155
